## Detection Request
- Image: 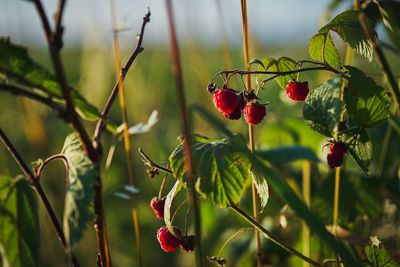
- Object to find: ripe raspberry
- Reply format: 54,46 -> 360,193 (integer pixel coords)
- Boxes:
326,141 -> 347,168
157,226 -> 182,252
244,103 -> 267,125
213,88 -> 239,115
224,106 -> 242,120
181,235 -> 195,252
285,81 -> 309,101
150,197 -> 166,219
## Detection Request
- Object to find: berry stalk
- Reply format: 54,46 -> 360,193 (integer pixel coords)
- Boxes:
239,1 -> 263,266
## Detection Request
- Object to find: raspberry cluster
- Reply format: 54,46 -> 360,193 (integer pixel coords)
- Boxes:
326,141 -> 347,168
156,226 -> 195,253
285,80 -> 310,101
150,197 -> 195,253
210,85 -> 267,125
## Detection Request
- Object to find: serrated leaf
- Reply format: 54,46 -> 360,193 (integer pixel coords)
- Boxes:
303,75 -> 343,137
169,134 -> 250,207
0,37 -> 102,122
61,133 -> 98,250
256,145 -> 319,165
259,57 -> 297,89
163,180 -> 182,235
249,58 -> 265,69
345,66 -> 390,127
365,238 -> 399,267
250,172 -> 269,212
342,127 -> 373,174
244,152 -> 359,266
309,32 -> 341,68
320,10 -> 374,61
0,176 -> 39,267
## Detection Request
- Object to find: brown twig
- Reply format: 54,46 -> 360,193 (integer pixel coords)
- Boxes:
0,127 -> 80,267
358,10 -> 400,110
93,9 -> 151,149
165,0 -> 203,266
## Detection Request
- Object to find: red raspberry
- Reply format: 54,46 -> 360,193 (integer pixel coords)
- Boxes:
224,106 -> 242,120
285,81 -> 309,101
244,103 -> 267,125
213,88 -> 239,115
157,226 -> 182,252
180,235 -> 195,252
150,197 -> 165,219
326,141 -> 347,168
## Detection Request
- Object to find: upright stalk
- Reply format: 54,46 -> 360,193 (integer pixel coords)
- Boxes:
302,161 -> 311,267
109,1 -> 142,266
0,127 -> 80,267
165,1 -> 203,266
240,1 -> 262,266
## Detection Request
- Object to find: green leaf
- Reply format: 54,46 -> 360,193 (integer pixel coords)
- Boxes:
243,154 -> 359,266
169,134 -> 250,207
365,237 -> 399,267
0,37 -> 102,121
260,57 -> 297,89
309,32 -> 341,68
250,172 -> 269,212
0,176 -> 39,267
345,66 -> 390,127
303,75 -> 343,137
190,104 -> 232,137
320,10 -> 374,61
342,127 -> 373,175
256,145 -> 319,165
163,180 -> 182,235
61,133 -> 98,250
249,58 -> 265,69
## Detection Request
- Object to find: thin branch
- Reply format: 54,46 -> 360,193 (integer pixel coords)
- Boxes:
0,83 -> 66,117
165,1 -> 203,266
34,154 -> 68,179
0,127 -> 80,267
138,148 -> 173,174
53,0 -> 67,48
32,0 -> 97,161
230,204 -> 322,267
93,9 -> 151,148
359,11 -> 400,110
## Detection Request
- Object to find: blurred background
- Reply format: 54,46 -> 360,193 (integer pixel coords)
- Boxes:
1,0 -> 399,266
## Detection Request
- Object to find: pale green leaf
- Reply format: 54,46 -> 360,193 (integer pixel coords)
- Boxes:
61,133 -> 98,250
309,32 -> 341,68
320,10 -> 374,61
163,180 -> 182,235
345,66 -> 390,127
365,237 -> 399,267
169,134 -> 250,207
303,75 -> 343,137
250,172 -> 269,212
0,176 -> 39,267
259,57 -> 297,89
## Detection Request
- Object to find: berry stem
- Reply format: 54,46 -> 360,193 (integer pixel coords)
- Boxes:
217,228 -> 255,261
239,1 -> 263,266
109,0 -> 142,265
158,174 -> 168,199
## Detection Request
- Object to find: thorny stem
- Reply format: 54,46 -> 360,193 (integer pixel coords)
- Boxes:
93,9 -> 151,148
230,204 -> 322,267
109,1 -> 142,265
165,0 -> 203,265
240,1 -> 262,266
138,148 -> 173,174
359,9 -> 400,111
0,127 -> 80,267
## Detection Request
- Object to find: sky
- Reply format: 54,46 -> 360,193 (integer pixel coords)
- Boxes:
0,0 -> 343,48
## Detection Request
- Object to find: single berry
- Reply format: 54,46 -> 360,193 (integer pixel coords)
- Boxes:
157,226 -> 182,252
213,88 -> 239,115
224,106 -> 242,120
150,197 -> 166,219
285,81 -> 309,101
329,142 -> 347,156
326,141 -> 347,168
181,235 -> 195,252
244,103 -> 267,125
